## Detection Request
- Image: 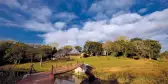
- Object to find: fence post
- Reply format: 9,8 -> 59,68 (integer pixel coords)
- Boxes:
49,65 -> 54,79
29,64 -> 34,75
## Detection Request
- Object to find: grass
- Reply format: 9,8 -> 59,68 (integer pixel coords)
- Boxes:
0,59 -> 77,72
1,56 -> 168,83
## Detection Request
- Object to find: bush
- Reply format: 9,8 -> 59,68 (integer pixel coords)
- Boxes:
133,56 -> 140,60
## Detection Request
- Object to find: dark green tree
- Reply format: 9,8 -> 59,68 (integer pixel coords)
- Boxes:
36,45 -> 52,67
144,39 -> 161,59
131,38 -> 143,42
63,45 -> 73,50
160,51 -> 168,59
75,46 -> 82,52
52,47 -> 57,56
4,42 -> 27,64
0,40 -> 14,65
83,41 -> 102,56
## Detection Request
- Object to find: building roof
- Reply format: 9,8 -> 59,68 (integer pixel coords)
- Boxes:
53,48 -> 80,57
53,49 -> 71,57
68,48 -> 80,54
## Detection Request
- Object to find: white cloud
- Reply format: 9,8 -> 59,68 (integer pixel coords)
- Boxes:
23,20 -> 56,32
31,7 -> 52,22
110,13 -> 142,25
42,28 -> 79,47
138,8 -> 148,13
21,6 -> 54,32
0,0 -> 21,8
89,0 -> 134,15
54,22 -> 67,29
55,12 -> 77,21
0,0 -> 54,32
41,8 -> 168,51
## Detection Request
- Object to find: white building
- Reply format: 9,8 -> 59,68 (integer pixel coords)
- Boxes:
74,64 -> 91,75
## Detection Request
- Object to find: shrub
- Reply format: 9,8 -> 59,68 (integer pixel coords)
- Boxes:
131,77 -> 157,84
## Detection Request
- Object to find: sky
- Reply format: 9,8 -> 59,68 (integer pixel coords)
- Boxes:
0,0 -> 168,51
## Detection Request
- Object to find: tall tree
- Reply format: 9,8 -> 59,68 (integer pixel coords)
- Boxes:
133,40 -> 149,58
0,40 -> 14,65
52,47 -> 57,56
144,39 -> 161,59
63,45 -> 73,50
37,45 -> 52,67
25,46 -> 38,63
161,51 -> 168,59
4,42 -> 27,64
131,38 -> 142,42
102,41 -> 113,55
84,41 -> 102,56
49,42 -> 59,49
75,46 -> 82,52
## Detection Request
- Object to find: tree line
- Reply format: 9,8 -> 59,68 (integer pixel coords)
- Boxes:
83,37 -> 162,60
0,40 -> 54,65
0,36 -> 166,65
0,40 -> 83,65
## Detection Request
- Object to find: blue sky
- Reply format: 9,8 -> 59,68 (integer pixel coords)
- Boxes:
0,0 -> 168,51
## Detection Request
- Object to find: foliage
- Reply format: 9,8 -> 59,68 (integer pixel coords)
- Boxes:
63,45 -> 73,50
0,40 -> 14,65
75,46 -> 82,52
102,41 -> 114,55
83,41 -> 102,56
144,40 -> 161,59
52,47 -> 57,55
130,38 -> 142,42
4,42 -> 28,64
102,37 -> 161,59
49,42 -> 59,48
0,40 -> 53,65
160,51 -> 168,59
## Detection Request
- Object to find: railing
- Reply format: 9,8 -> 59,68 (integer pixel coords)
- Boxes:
52,62 -> 83,74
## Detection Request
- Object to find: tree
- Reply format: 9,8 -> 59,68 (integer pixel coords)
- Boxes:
49,42 -> 59,49
114,40 -> 130,57
36,45 -> 52,67
83,41 -> 102,56
25,46 -> 38,63
0,40 -> 14,65
116,36 -> 128,41
75,46 -> 82,52
144,39 -> 161,59
63,45 -> 73,50
4,42 -> 27,64
160,51 -> 168,59
102,41 -> 114,55
52,47 -> 57,56
132,40 -> 149,58
131,38 -> 142,42
132,39 -> 161,59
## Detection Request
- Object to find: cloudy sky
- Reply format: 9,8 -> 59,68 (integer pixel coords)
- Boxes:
0,0 -> 168,51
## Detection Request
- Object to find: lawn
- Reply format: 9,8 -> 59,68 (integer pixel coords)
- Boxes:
1,56 -> 168,83
1,56 -> 167,73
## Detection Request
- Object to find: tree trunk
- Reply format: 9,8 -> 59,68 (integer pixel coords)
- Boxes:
14,60 -> 17,64
31,56 -> 33,63
91,52 -> 93,56
18,60 -> 20,64
40,57 -> 43,67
